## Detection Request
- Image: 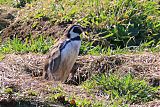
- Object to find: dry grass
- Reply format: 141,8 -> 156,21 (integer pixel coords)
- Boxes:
68,52 -> 160,86
0,52 -> 160,106
0,52 -> 160,86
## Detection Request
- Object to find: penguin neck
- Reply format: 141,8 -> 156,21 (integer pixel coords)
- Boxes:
70,36 -> 81,41
60,36 -> 81,51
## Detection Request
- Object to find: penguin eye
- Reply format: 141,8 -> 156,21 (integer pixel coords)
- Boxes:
73,27 -> 82,34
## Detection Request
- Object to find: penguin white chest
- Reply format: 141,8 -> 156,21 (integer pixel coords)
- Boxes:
60,40 -> 81,81
61,40 -> 81,63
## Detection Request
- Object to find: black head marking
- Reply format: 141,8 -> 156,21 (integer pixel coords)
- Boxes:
73,26 -> 82,34
66,25 -> 84,38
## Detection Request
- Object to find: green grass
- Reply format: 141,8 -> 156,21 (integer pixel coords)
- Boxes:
27,90 -> 38,96
0,1 -> 160,106
75,98 -> 107,107
48,0 -> 159,48
83,73 -> 159,105
1,36 -> 160,55
0,52 -> 5,61
6,0 -> 158,49
1,0 -> 160,55
0,0 -> 12,5
0,36 -> 54,54
4,88 -> 13,94
80,40 -> 160,55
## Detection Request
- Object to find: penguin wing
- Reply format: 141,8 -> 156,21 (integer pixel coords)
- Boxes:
44,39 -> 67,74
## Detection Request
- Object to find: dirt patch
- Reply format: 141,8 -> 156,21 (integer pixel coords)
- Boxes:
0,3 -> 73,43
0,53 -> 107,106
0,2 -> 75,43
1,19 -> 72,42
0,5 -> 18,32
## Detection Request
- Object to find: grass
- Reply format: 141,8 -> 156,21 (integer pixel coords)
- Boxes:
35,0 -> 160,48
1,36 -> 160,55
3,0 -> 158,49
83,73 -> 159,105
27,90 -> 38,96
4,88 -> 13,94
75,98 -> 107,107
0,52 -> 5,61
0,36 -> 54,54
80,40 -> 160,55
0,0 -> 12,5
0,0 -> 160,106
1,0 -> 160,55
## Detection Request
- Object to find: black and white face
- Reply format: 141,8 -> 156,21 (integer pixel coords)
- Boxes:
67,25 -> 83,39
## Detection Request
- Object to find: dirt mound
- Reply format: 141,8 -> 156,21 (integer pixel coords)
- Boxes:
0,53 -> 45,77
0,1 -> 75,42
0,6 -> 18,32
68,53 -> 160,86
0,54 -> 107,106
0,3 -> 72,42
0,52 -> 160,85
0,52 -> 160,106
1,19 -> 71,42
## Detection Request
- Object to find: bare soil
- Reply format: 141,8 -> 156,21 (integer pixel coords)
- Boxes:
1,19 -> 71,42
0,5 -> 18,32
0,4 -> 72,43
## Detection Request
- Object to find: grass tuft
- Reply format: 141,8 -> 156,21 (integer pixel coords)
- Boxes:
83,73 -> 159,104
0,36 -> 54,54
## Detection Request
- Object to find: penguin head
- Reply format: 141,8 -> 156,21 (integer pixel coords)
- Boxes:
66,25 -> 84,39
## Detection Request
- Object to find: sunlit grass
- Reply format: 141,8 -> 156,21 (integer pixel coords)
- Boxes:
0,0 -> 12,5
0,0 -> 160,106
1,0 -> 160,55
0,52 -> 5,61
1,36 -> 160,55
82,73 -> 160,105
0,36 -> 54,54
80,40 -> 160,55
6,0 -> 158,49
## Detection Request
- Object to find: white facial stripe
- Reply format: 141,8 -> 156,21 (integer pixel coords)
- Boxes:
69,31 -> 80,38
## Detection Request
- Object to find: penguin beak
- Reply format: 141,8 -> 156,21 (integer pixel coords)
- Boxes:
83,32 -> 88,37
81,27 -> 89,38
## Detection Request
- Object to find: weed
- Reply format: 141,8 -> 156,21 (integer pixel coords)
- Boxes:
1,0 -> 160,50
4,88 -> 13,94
83,73 -> 159,104
0,52 -> 5,61
0,0 -> 12,5
74,97 -> 108,107
49,86 -> 64,94
27,90 -> 38,96
47,86 -> 66,102
0,36 -> 54,54
76,98 -> 91,107
82,79 -> 97,92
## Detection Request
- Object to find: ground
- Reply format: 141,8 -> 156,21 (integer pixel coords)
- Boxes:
0,1 -> 160,107
0,53 -> 160,106
0,4 -> 70,43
